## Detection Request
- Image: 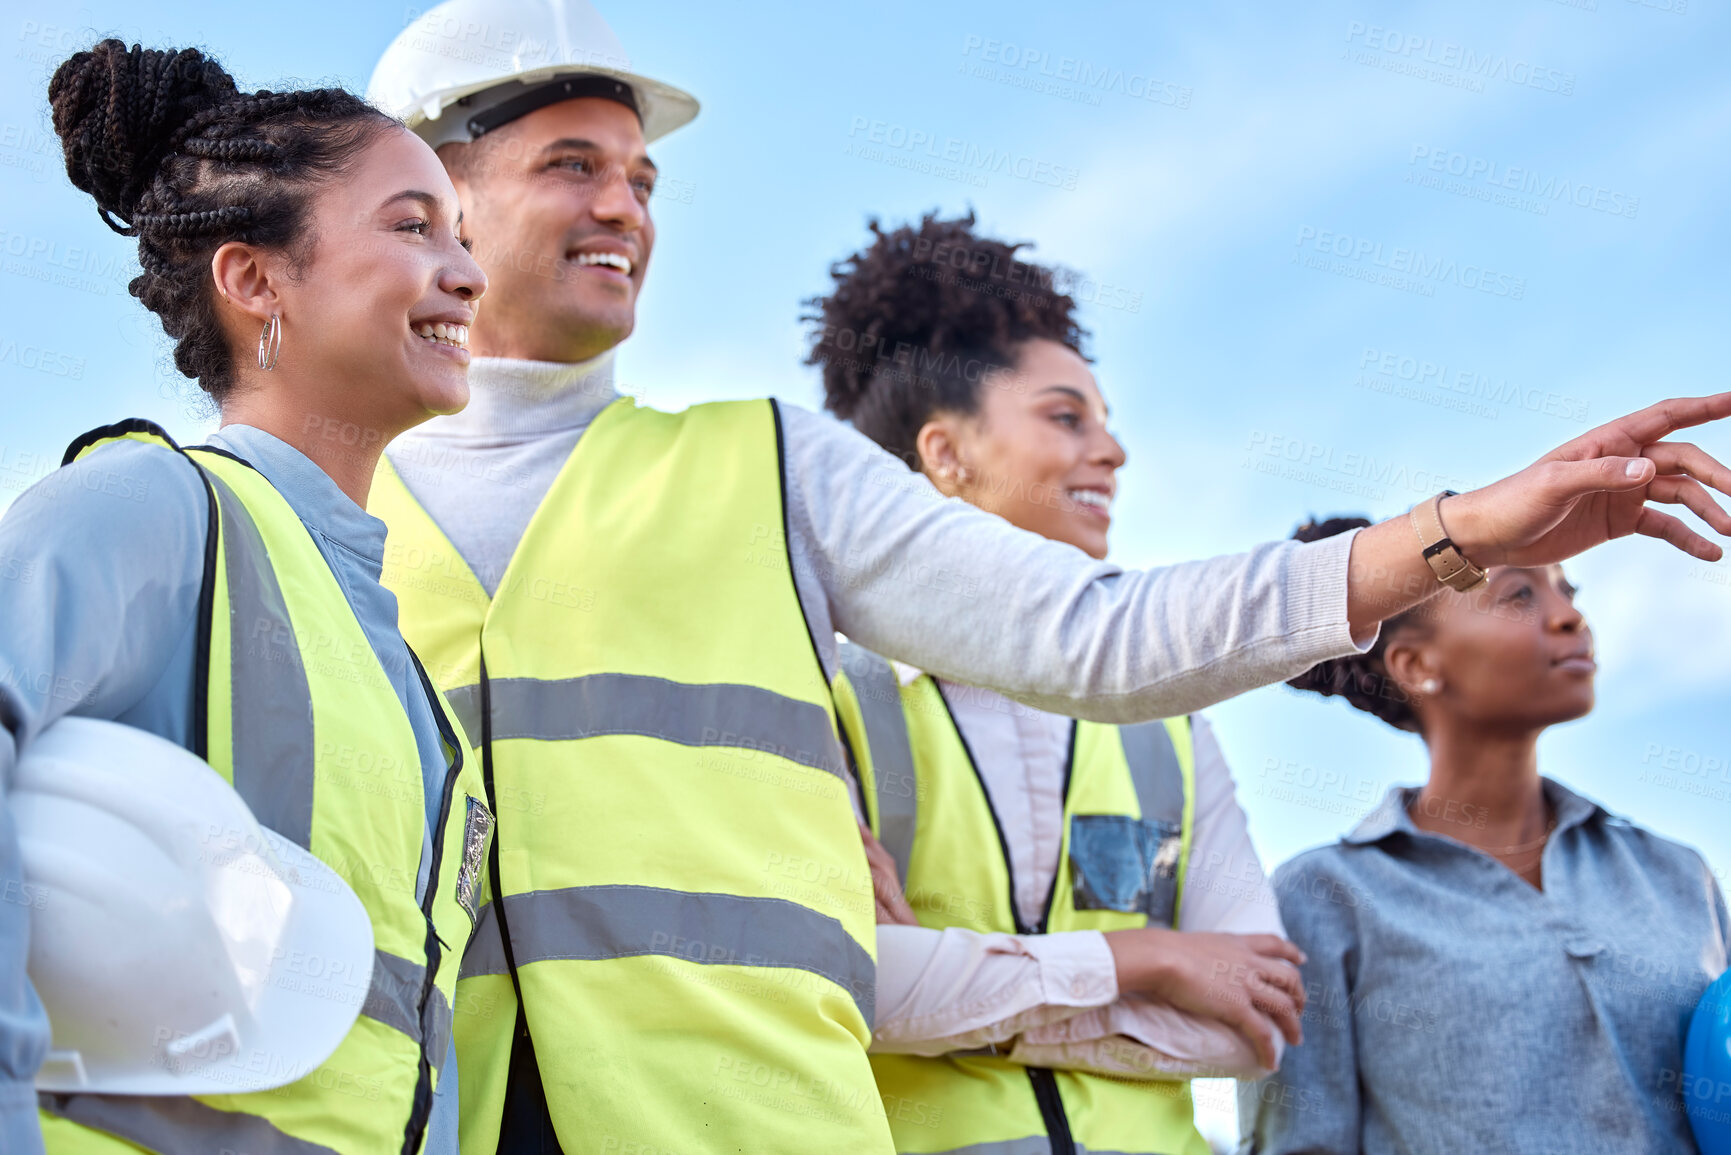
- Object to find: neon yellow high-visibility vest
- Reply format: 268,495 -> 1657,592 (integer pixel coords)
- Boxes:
834,643 -> 1211,1155
371,398 -> 892,1152
38,421 -> 490,1155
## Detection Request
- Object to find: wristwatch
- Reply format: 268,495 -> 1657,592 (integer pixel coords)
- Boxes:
1409,490 -> 1488,593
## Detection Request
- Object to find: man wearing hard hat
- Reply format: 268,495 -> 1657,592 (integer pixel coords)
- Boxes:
365,3 -> 1731,1153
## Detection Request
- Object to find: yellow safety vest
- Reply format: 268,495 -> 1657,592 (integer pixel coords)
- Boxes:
371,398 -> 892,1152
834,643 -> 1211,1155
37,421 -> 491,1155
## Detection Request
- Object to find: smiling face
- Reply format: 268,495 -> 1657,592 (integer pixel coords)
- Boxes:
915,338 -> 1126,559
237,125 -> 484,432
1388,565 -> 1596,735
440,97 -> 655,363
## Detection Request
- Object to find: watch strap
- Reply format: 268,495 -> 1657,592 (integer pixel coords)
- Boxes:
1409,491 -> 1488,593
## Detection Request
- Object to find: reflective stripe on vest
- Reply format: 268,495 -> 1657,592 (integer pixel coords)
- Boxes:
374,398 -> 892,1154
38,422 -> 487,1155
444,673 -> 847,778
840,642 -> 917,884
836,642 -> 1209,1155
460,884 -> 876,1023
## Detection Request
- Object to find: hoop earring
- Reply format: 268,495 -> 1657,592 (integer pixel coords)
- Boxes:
257,314 -> 282,372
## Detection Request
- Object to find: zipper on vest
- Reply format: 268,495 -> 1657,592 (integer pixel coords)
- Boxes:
935,687 -> 1080,1155
400,654 -> 469,1155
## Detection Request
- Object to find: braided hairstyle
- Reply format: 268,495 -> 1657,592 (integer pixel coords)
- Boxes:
805,211 -> 1089,467
1286,516 -> 1435,732
48,40 -> 396,400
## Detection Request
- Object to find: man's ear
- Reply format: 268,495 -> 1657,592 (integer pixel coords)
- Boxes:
210,241 -> 281,324
436,141 -> 475,203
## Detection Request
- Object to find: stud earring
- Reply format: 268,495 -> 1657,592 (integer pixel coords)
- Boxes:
1420,678 -> 1440,694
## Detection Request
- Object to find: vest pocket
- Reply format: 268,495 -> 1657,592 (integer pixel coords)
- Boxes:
1068,814 -> 1182,925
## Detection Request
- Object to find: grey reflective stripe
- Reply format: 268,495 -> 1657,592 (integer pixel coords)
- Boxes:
462,884 -> 876,1026
206,469 -> 451,1076
425,985 -> 454,1075
40,1092 -> 341,1155
918,1139 -> 1141,1155
1118,718 -> 1186,828
479,673 -> 846,777
840,643 -> 917,884
446,682 -> 482,741
206,469 -> 315,850
358,949 -> 453,1072
921,1139 -> 1051,1155
361,949 -> 424,1038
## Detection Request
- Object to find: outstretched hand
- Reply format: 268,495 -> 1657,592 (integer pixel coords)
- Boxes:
1451,392 -> 1731,568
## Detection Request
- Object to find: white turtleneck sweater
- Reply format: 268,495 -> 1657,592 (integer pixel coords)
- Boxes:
384,354 -> 1365,1078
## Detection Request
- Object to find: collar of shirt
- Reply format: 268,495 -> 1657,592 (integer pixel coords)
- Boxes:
205,424 -> 388,576
1343,775 -> 1606,848
413,352 -> 619,442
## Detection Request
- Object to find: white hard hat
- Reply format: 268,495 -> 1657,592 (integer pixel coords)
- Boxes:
367,0 -> 700,147
17,717 -> 375,1096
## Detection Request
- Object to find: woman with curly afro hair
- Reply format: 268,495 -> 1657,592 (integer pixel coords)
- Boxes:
810,213 -> 1310,1155
1237,516 -> 1729,1154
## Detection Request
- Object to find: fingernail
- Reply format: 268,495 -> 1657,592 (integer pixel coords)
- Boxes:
1625,460 -> 1647,479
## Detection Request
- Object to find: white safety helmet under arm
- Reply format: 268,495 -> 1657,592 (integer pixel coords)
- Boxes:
367,0 -> 699,147
16,717 -> 374,1095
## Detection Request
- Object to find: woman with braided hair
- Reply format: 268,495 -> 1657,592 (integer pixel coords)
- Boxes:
0,40 -> 488,1154
811,213 -> 1308,1155
1238,517 -> 1730,1153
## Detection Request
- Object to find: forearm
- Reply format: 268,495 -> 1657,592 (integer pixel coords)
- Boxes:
784,405 -> 1374,722
1010,998 -> 1275,1081
870,925 -> 1118,1055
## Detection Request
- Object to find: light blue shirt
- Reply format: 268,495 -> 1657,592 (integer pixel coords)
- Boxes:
1240,777 -> 1730,1155
0,424 -> 459,1154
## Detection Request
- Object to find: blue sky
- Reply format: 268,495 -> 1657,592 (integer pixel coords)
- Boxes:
4,0 -> 1728,1139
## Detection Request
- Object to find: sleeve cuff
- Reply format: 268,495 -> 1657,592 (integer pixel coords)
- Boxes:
1027,930 -> 1118,1007
1285,529 -> 1380,661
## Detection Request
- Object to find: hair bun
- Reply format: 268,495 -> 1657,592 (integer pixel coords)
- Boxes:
48,40 -> 239,233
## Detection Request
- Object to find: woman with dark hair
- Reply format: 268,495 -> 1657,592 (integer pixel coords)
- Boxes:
1239,516 -> 1731,1154
0,41 -> 488,1154
811,213 -> 1309,1155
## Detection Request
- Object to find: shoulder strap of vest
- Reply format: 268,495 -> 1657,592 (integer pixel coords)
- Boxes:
1118,716 -> 1188,829
61,417 -> 182,466
838,640 -> 917,886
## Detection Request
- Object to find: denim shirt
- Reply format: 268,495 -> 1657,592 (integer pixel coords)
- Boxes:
1239,777 -> 1730,1155
0,426 -> 460,1155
